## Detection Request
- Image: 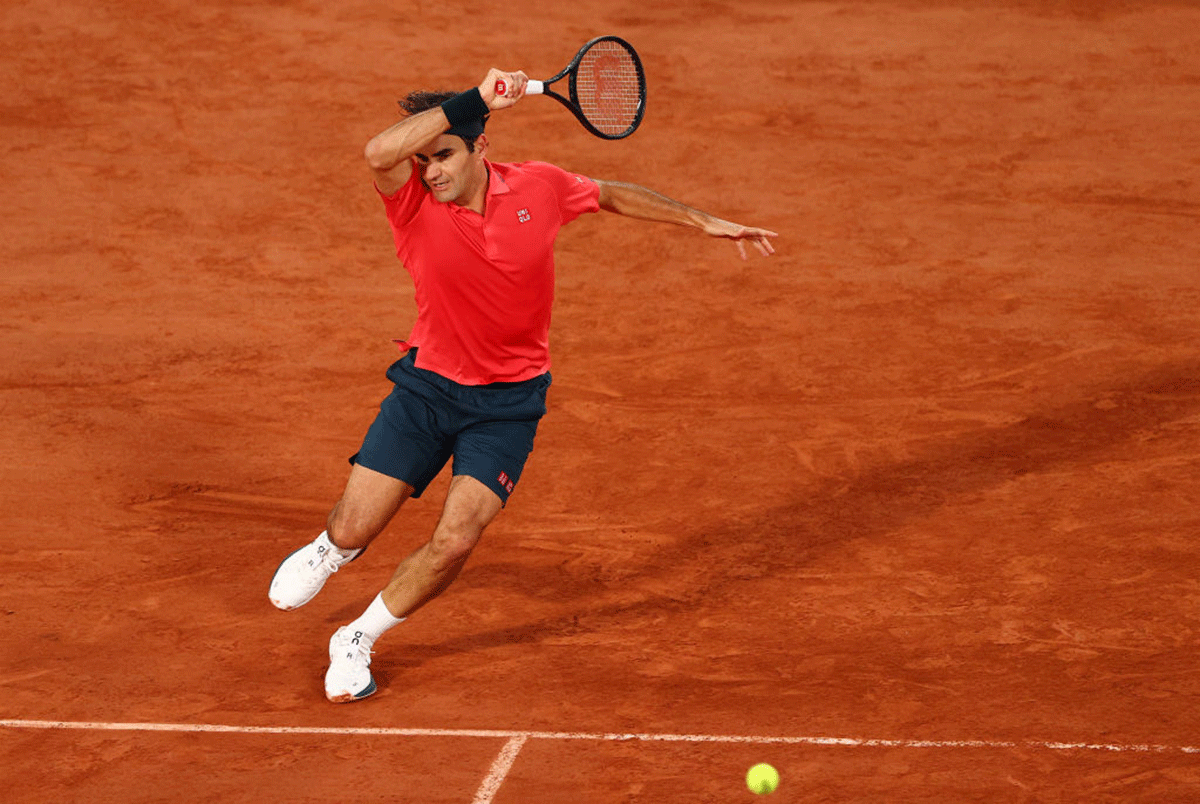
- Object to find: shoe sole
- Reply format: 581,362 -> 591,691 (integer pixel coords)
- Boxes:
326,678 -> 377,703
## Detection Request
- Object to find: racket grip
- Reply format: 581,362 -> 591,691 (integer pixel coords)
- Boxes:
493,79 -> 545,96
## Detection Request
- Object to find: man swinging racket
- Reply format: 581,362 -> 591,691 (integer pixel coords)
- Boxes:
269,54 -> 777,702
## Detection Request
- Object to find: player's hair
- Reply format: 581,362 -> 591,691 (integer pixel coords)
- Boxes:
398,90 -> 486,152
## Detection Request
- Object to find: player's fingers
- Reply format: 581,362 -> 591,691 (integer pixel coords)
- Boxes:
736,239 -> 748,260
487,70 -> 526,105
511,71 -> 529,99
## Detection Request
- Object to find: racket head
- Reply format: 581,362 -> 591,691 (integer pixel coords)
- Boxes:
566,36 -> 646,139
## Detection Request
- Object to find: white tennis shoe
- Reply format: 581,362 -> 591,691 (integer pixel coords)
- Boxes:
268,532 -> 360,611
325,626 -> 377,702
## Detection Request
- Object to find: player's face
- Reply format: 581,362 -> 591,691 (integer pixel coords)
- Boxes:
414,135 -> 486,206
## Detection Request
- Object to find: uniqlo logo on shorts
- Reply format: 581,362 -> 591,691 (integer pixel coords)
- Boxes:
516,208 -> 531,223
498,471 -> 515,494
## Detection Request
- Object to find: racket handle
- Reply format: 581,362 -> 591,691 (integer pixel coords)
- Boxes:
494,79 -> 545,96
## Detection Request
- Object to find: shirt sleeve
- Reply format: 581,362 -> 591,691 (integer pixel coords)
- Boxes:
523,161 -> 601,225
376,162 -> 426,230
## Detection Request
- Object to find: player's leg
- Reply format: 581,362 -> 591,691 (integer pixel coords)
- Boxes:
374,376 -> 548,618
324,474 -> 503,702
324,375 -> 548,702
381,473 -> 503,616
268,465 -> 415,612
327,463 -> 415,550
269,351 -> 453,612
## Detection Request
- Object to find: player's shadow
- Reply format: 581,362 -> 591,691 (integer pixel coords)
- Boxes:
362,358 -> 1200,666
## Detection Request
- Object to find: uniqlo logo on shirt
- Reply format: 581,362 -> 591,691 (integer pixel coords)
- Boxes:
516,208 -> 531,223
498,471 -> 515,494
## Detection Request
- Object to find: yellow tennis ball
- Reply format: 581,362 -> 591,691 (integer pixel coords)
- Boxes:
746,762 -> 780,795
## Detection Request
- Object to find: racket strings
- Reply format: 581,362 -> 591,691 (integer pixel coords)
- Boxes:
575,41 -> 643,135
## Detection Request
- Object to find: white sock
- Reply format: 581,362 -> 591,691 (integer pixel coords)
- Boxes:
346,593 -> 406,642
318,530 -> 361,563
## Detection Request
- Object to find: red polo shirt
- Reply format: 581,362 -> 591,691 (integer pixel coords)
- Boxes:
378,160 -> 600,385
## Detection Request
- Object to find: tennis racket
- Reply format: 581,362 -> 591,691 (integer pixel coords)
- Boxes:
495,36 -> 647,140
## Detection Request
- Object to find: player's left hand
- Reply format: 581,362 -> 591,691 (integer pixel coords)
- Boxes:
703,219 -> 779,260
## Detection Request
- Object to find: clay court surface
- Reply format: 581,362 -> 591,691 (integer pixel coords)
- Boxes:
3,0 -> 1200,801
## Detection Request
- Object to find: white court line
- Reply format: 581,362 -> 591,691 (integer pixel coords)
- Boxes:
472,734 -> 528,804
1,718 -> 1197,754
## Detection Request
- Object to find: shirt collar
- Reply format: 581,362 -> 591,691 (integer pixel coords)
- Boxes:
485,161 -> 510,197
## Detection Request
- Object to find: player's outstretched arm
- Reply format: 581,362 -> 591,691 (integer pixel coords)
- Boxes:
594,180 -> 777,260
364,69 -> 530,194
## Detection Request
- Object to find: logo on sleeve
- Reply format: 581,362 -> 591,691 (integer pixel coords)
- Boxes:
498,471 -> 515,494
516,208 -> 531,223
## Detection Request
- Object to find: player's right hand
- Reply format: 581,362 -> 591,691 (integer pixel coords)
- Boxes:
480,68 -> 528,110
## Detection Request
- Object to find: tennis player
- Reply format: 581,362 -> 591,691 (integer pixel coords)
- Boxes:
269,68 -> 777,702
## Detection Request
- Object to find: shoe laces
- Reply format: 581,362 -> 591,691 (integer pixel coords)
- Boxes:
308,545 -> 344,576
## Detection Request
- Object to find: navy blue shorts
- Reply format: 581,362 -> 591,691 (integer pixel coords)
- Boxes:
350,349 -> 551,504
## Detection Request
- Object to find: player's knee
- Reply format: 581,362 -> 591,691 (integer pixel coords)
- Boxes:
327,503 -> 384,549
428,522 -> 482,567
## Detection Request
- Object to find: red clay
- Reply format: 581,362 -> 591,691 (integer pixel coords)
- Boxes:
3,1 -> 1200,801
